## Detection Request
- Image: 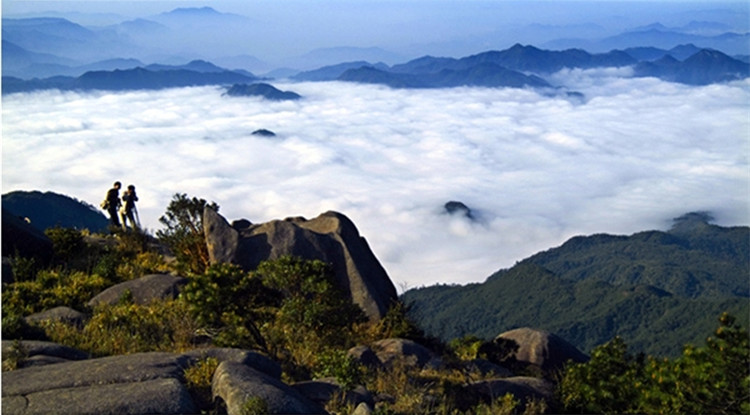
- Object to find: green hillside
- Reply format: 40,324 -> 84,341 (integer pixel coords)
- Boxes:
402,213 -> 750,357
2,190 -> 109,233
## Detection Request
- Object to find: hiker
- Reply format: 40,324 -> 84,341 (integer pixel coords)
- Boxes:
120,184 -> 139,230
103,181 -> 122,228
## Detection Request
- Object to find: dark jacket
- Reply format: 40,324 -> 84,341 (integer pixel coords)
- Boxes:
122,192 -> 138,212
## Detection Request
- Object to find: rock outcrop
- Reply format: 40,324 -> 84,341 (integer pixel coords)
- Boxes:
87,274 -> 187,307
1,351 -> 198,414
370,338 -> 437,368
1,342 -> 301,415
497,327 -> 589,375
212,361 -> 326,414
2,340 -> 90,367
25,306 -> 88,328
467,376 -> 555,406
292,378 -> 374,409
204,208 -> 398,320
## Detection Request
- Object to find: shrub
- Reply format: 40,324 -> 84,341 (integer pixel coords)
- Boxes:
8,256 -> 38,283
449,335 -> 484,361
184,356 -> 220,412
39,299 -> 198,356
156,193 -> 218,274
314,348 -> 363,390
240,397 -> 269,415
180,262 -> 275,350
557,336 -> 644,414
256,256 -> 366,370
639,312 -> 750,414
2,340 -> 28,371
354,301 -> 425,346
45,227 -> 84,264
2,269 -> 108,316
557,313 -> 749,414
115,251 -> 171,281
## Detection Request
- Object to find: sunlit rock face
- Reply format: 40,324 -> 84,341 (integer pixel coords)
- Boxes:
204,207 -> 398,320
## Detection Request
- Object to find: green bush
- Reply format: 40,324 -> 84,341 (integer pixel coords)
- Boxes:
639,312 -> 749,414
115,251 -> 172,281
256,256 -> 366,368
557,336 -> 643,414
449,335 -> 484,361
8,256 -> 38,283
314,348 -> 363,390
240,397 -> 269,415
557,313 -> 750,414
156,193 -> 218,274
45,226 -> 85,264
184,356 -> 220,412
39,299 -> 197,356
180,262 -> 276,350
2,269 -> 108,316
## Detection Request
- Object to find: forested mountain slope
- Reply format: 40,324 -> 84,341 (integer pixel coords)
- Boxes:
402,213 -> 749,357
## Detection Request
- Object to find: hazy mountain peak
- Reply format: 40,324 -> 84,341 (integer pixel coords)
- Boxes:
162,7 -> 221,16
633,22 -> 670,33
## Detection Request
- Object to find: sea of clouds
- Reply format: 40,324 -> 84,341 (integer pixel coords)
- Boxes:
3,71 -> 748,290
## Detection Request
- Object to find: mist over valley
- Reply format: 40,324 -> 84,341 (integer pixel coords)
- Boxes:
2,0 -> 749,289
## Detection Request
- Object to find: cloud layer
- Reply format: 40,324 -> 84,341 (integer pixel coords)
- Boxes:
3,75 -> 748,289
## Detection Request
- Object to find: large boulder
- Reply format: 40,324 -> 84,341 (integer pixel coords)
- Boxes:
1,352 -> 191,397
466,376 -> 555,406
496,328 -> 588,375
1,352 -> 198,414
292,378 -> 373,408
2,340 -> 90,369
25,306 -> 88,328
87,274 -> 187,307
204,208 -> 398,320
2,377 -> 196,415
212,361 -> 325,415
370,338 -> 436,368
183,347 -> 282,379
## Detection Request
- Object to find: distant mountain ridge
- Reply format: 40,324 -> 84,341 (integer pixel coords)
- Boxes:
3,7 -> 747,76
2,66 -> 258,94
402,213 -> 750,357
544,25 -> 750,56
634,48 -> 750,85
321,44 -> 747,88
338,62 -> 551,89
391,44 -> 637,74
3,39 -> 748,93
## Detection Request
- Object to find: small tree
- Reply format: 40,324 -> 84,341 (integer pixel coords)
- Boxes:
640,312 -> 750,414
156,193 -> 218,274
256,256 -> 366,371
558,314 -> 750,414
180,263 -> 276,351
557,336 -> 644,414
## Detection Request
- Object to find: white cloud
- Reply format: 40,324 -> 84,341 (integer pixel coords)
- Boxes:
3,77 -> 749,290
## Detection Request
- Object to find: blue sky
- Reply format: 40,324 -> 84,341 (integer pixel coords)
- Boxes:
3,1 -> 748,63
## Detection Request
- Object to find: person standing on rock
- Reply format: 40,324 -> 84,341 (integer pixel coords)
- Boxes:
103,181 -> 122,230
120,184 -> 139,231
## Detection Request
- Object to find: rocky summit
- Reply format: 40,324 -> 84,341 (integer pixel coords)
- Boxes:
203,208 -> 399,321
